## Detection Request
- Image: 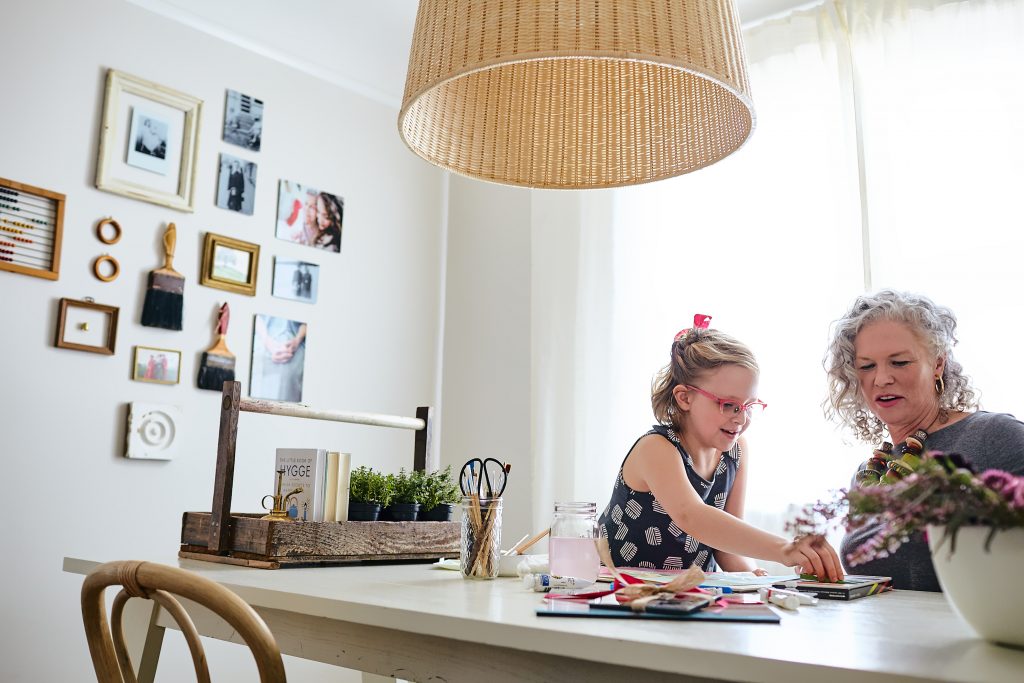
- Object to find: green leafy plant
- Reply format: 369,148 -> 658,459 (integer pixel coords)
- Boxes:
421,465 -> 461,511
349,466 -> 395,508
389,468 -> 430,505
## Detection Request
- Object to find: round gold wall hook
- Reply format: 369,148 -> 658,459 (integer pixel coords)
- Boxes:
92,254 -> 120,282
96,217 -> 122,245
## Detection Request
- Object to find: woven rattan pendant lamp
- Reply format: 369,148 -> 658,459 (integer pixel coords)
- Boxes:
399,0 -> 755,189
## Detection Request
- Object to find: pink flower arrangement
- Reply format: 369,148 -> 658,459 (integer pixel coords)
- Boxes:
788,453 -> 1024,565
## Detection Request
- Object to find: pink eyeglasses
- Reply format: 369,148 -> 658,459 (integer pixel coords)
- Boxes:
685,385 -> 767,417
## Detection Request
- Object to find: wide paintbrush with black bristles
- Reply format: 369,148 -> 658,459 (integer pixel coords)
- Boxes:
141,222 -> 184,330
197,302 -> 236,391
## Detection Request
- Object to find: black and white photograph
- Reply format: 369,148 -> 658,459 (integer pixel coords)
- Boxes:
223,89 -> 263,151
126,108 -> 170,174
216,153 -> 257,215
272,258 -> 320,304
250,314 -> 306,402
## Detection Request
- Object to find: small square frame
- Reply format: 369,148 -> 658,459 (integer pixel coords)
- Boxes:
55,298 -> 119,355
95,69 -> 202,212
132,345 -> 182,385
200,232 -> 259,296
0,176 -> 65,280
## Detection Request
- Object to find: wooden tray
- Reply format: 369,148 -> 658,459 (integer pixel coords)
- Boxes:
181,382 -> 443,569
180,512 -> 459,569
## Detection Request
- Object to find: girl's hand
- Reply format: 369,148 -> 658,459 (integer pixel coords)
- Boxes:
752,567 -> 769,577
780,535 -> 843,583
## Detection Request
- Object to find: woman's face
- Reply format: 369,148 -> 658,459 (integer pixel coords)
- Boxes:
853,319 -> 944,428
673,364 -> 759,453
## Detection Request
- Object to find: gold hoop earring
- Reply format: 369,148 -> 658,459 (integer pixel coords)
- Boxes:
935,376 -> 945,396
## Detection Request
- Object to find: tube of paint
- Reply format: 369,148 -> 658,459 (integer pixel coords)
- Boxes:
522,573 -> 596,592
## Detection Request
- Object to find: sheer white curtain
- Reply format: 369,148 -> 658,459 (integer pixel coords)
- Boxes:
850,0 -> 1024,419
531,0 -> 1024,539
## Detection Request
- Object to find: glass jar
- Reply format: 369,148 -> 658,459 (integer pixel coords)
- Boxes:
460,496 -> 502,579
549,501 -> 600,582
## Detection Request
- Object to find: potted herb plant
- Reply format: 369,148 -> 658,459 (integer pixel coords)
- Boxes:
420,465 -> 461,521
349,466 -> 392,521
382,469 -> 424,521
790,452 -> 1024,648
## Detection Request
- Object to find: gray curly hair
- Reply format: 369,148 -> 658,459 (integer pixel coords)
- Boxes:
823,289 -> 978,443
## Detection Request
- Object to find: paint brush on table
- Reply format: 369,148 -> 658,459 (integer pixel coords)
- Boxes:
141,222 -> 184,330
197,302 -> 236,390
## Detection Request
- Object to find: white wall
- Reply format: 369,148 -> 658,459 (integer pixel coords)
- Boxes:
1,1 -> 445,681
440,175 -> 534,547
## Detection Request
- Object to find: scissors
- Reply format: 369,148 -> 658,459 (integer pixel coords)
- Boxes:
459,457 -> 510,498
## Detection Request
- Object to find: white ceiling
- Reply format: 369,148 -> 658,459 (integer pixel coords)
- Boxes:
129,0 -> 813,109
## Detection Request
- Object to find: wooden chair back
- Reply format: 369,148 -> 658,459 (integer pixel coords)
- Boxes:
80,560 -> 286,682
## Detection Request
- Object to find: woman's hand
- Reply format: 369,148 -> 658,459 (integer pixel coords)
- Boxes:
780,535 -> 843,582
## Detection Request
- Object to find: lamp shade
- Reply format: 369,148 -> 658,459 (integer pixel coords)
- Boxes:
399,0 -> 755,189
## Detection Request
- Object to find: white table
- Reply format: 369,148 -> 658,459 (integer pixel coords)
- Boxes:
63,555 -> 1024,683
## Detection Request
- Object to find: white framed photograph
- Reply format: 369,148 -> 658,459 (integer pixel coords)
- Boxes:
272,258 -> 320,304
95,69 -> 202,212
126,109 -> 170,174
224,89 -> 263,152
216,153 -> 257,215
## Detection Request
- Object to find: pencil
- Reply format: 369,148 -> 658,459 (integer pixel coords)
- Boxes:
141,223 -> 184,330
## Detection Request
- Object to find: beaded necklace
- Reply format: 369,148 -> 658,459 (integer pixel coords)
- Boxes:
855,428 -> 928,486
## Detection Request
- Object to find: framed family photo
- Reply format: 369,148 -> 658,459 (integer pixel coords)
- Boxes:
54,297 -> 118,355
132,345 -> 182,385
272,258 -> 320,304
95,69 -> 202,212
275,179 -> 343,253
216,153 -> 257,215
200,232 -> 259,296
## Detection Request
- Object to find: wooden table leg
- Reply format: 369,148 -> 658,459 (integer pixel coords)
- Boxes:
120,598 -> 165,683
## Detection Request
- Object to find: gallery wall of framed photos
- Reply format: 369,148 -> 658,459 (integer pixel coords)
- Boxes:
1,2 -> 448,681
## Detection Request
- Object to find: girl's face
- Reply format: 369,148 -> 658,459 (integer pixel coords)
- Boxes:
853,319 -> 944,429
673,364 -> 759,452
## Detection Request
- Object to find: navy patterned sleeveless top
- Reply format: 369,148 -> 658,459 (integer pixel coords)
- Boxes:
598,425 -> 740,571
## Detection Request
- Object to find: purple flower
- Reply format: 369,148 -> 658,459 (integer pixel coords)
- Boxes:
980,469 -> 1016,492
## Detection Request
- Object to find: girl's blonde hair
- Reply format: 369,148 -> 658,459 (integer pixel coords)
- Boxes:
652,328 -> 759,431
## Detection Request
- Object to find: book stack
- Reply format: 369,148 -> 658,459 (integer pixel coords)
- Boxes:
275,448 -> 352,522
772,575 -> 892,600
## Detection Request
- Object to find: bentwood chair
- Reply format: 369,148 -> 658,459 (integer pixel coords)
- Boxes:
80,560 -> 286,682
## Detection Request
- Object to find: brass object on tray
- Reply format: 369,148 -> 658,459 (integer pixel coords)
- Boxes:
261,468 -> 303,521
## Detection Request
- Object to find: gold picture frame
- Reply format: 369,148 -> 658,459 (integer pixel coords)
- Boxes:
95,69 -> 202,212
132,345 -> 182,385
55,298 -> 119,355
200,232 -> 259,296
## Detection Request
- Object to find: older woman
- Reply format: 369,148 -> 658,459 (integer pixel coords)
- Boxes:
824,289 -> 1024,591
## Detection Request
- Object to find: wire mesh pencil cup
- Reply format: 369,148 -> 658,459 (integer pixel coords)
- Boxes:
460,496 -> 502,579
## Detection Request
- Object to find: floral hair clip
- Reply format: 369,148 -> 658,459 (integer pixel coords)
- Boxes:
674,314 -> 712,342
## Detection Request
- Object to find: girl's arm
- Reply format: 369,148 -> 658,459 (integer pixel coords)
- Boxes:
712,437 -> 760,572
627,435 -> 842,580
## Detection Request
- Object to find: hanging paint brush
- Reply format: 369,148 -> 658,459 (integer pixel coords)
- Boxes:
141,222 -> 184,330
197,302 -> 236,391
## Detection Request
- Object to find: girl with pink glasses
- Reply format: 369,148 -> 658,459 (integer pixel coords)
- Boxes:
598,316 -> 842,579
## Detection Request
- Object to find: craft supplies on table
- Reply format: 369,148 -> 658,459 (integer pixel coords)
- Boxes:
458,457 -> 511,579
549,502 -> 601,583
